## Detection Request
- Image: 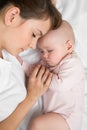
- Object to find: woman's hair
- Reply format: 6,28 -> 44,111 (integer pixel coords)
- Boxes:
0,0 -> 62,29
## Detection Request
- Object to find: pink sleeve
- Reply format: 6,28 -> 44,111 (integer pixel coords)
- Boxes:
50,58 -> 85,92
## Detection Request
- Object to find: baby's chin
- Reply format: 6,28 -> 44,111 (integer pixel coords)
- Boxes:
47,62 -> 58,67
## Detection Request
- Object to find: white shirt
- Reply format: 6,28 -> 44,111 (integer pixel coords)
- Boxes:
0,50 -> 26,121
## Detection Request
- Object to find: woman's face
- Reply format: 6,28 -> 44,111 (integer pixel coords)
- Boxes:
3,18 -> 51,56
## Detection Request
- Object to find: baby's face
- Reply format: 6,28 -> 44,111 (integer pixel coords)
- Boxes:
38,35 -> 69,67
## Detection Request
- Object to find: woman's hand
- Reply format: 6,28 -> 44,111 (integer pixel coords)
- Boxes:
27,64 -> 52,100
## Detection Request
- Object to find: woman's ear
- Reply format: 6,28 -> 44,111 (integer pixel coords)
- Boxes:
66,40 -> 74,53
4,6 -> 20,26
51,0 -> 56,6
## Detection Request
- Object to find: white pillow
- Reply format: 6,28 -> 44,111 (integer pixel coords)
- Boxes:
56,0 -> 87,68
56,1 -> 87,130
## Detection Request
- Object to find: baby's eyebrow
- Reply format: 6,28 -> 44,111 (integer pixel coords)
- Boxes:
38,47 -> 43,51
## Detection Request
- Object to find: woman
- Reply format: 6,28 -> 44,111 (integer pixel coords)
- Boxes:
0,0 -> 62,130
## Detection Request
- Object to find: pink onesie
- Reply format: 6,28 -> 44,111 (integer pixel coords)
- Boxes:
42,52 -> 85,130
22,52 -> 85,130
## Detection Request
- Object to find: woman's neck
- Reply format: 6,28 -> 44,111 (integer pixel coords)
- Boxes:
0,50 -> 3,58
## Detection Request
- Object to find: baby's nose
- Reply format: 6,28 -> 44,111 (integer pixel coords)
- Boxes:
43,53 -> 48,59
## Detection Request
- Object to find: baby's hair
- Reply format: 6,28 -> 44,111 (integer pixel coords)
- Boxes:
48,20 -> 75,43
58,20 -> 75,44
0,0 -> 62,30
38,20 -> 75,51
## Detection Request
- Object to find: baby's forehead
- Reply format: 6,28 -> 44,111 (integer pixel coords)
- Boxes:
38,30 -> 64,47
48,21 -> 74,42
46,29 -> 66,42
39,21 -> 73,44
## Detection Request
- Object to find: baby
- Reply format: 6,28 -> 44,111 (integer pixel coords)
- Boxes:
25,21 -> 85,130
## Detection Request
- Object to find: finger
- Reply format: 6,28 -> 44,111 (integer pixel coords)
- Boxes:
44,73 -> 53,86
41,68 -> 50,83
30,64 -> 41,78
36,65 -> 46,80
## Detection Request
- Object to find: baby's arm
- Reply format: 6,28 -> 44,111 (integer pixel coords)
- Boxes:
43,56 -> 85,115
50,58 -> 85,91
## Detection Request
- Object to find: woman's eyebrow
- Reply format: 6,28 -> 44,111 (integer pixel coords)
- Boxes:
37,29 -> 43,36
39,30 -> 43,36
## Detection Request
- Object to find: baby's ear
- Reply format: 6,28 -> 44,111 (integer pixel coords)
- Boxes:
66,40 -> 74,53
4,6 -> 20,26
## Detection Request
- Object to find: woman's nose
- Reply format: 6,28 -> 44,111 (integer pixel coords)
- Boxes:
29,41 -> 37,49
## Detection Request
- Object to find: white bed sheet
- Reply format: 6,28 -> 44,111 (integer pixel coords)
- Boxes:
18,0 -> 87,129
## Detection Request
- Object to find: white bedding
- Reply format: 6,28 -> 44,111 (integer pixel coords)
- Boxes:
18,0 -> 87,129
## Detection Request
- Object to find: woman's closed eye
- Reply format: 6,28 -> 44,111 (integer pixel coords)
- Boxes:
32,33 -> 41,40
32,33 -> 36,38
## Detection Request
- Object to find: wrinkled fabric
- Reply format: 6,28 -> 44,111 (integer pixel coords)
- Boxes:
0,50 -> 26,121
42,52 -> 85,130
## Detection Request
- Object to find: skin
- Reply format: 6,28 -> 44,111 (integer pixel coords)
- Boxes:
28,113 -> 69,130
0,5 -> 52,130
28,21 -> 74,130
51,0 -> 56,5
0,5 -> 51,56
38,21 -> 74,67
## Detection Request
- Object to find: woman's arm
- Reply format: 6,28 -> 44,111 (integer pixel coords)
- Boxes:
0,65 -> 52,130
0,96 -> 36,130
